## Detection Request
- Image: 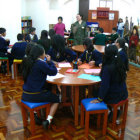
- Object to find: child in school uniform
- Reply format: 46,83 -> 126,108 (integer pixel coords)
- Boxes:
90,45 -> 128,104
115,38 -> 129,71
11,33 -> 27,61
78,38 -> 102,67
0,28 -> 10,57
21,44 -> 59,129
136,40 -> 140,64
47,34 -> 77,63
37,30 -> 50,54
25,27 -> 38,43
93,28 -> 107,45
129,26 -> 139,62
108,27 -> 119,44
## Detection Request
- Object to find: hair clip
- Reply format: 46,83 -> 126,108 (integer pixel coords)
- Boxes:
115,55 -> 117,58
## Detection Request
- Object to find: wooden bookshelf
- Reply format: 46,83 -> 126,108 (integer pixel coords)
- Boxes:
21,20 -> 32,34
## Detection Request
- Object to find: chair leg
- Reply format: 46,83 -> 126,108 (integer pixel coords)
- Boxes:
112,106 -> 117,129
102,110 -> 108,135
21,105 -> 28,127
97,114 -> 101,129
30,111 -> 35,136
85,111 -> 89,138
13,63 -> 16,79
6,60 -> 9,75
36,110 -> 41,118
122,101 -> 128,129
80,103 -> 84,128
46,104 -> 50,119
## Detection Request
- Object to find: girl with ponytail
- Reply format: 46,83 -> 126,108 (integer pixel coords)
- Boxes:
78,37 -> 102,67
91,45 -> 128,104
116,37 -> 129,71
21,44 -> 59,129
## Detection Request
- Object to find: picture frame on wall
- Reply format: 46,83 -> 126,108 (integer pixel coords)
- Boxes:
109,13 -> 115,20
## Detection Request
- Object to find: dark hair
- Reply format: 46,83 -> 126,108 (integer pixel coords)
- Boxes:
101,45 -> 126,82
41,30 -> 48,40
52,34 -> 65,54
25,42 -> 36,56
17,33 -> 24,41
131,26 -> 139,37
116,38 -> 129,71
58,16 -> 63,21
49,29 -> 55,39
0,28 -> 6,34
112,27 -> 117,32
30,27 -> 36,33
99,28 -> 104,33
22,44 -> 45,82
83,38 -> 94,53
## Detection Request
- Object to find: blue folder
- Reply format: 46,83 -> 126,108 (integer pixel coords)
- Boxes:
78,74 -> 101,82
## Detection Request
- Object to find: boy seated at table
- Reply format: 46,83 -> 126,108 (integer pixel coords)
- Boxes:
11,33 -> 27,62
108,27 -> 119,44
93,28 -> 107,45
47,34 -> 77,63
25,27 -> 38,43
0,28 -> 10,57
78,38 -> 102,67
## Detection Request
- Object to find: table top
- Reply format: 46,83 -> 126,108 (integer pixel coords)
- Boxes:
72,45 -> 105,54
47,66 -> 100,86
103,32 -> 111,36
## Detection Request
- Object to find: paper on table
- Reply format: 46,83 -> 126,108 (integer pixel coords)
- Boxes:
78,63 -> 91,69
47,73 -> 65,81
84,69 -> 101,74
78,74 -> 101,82
57,68 -> 61,72
58,62 -> 71,68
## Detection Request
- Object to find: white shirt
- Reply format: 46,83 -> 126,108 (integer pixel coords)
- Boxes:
118,48 -> 122,52
29,34 -> 34,40
118,23 -> 124,30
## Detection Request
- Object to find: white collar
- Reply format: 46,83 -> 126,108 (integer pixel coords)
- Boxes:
118,48 -> 122,52
38,58 -> 45,62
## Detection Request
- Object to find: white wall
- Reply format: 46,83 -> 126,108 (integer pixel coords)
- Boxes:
0,0 -> 21,44
89,0 -> 140,26
25,0 -> 79,38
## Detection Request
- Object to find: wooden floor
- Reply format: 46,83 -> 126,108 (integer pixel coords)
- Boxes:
0,65 -> 140,140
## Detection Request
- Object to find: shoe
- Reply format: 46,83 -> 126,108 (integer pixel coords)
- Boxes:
42,120 -> 50,129
34,113 -> 43,125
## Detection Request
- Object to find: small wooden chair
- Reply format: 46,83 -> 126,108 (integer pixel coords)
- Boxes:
21,100 -> 50,136
107,99 -> 128,139
13,59 -> 22,78
0,57 -> 9,74
67,39 -> 74,47
80,98 -> 108,138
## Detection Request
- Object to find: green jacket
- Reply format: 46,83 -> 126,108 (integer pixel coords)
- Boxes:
93,33 -> 107,45
71,21 -> 87,45
109,33 -> 119,43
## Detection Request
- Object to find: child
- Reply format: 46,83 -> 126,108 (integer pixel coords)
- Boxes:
25,27 -> 38,42
116,38 -> 129,71
117,18 -> 124,38
54,16 -> 65,37
11,34 -> 27,61
0,28 -> 10,57
47,34 -> 77,63
136,40 -> 140,64
93,28 -> 107,45
90,45 -> 128,104
21,44 -> 59,129
78,38 -> 102,67
129,26 -> 139,62
108,27 -> 119,44
37,30 -> 50,54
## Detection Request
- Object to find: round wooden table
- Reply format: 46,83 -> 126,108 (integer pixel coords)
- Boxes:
47,66 -> 100,126
72,45 -> 105,54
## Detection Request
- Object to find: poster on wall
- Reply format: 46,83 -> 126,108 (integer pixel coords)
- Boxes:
109,13 -> 115,20
92,11 -> 97,19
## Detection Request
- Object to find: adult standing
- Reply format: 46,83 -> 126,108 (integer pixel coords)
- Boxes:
130,17 -> 134,33
71,14 -> 87,45
124,16 -> 130,43
54,16 -> 65,37
117,18 -> 124,38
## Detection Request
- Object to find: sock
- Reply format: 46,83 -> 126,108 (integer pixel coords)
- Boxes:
46,115 -> 53,124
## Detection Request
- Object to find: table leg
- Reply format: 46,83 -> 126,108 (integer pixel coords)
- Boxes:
74,86 -> 79,126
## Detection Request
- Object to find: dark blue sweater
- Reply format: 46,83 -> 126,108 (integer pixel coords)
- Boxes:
11,41 -> 27,59
98,64 -> 128,104
23,60 -> 57,93
0,36 -> 8,53
79,49 -> 102,66
47,48 -> 77,62
25,34 -> 38,43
